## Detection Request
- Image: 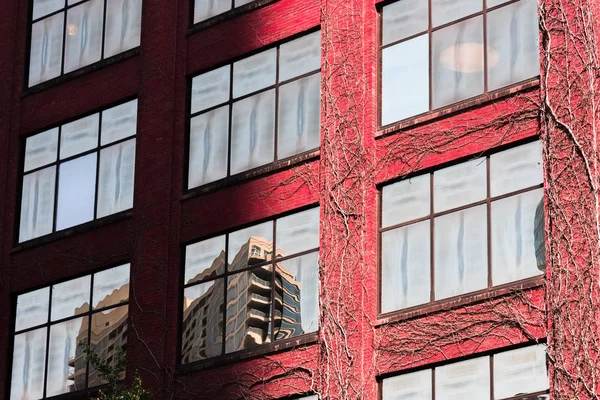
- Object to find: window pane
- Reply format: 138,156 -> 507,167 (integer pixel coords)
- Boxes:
104,0 -> 142,58
33,0 -> 64,20
382,35 -> 429,125
16,287 -> 49,332
277,73 -> 321,160
432,16 -> 484,109
228,221 -> 273,270
434,205 -> 487,300
435,357 -> 490,400
226,267 -> 272,353
488,0 -> 539,91
490,141 -> 542,196
279,31 -> 321,81
230,90 -> 275,174
100,99 -> 138,146
10,328 -> 47,400
24,128 -> 58,172
382,0 -> 428,45
188,106 -> 229,188
382,369 -> 432,400
56,153 -> 97,230
60,113 -> 100,159
96,139 -> 136,218
19,166 -> 56,242
381,221 -> 430,313
194,0 -> 231,23
46,317 -> 87,396
432,0 -> 481,27
182,280 -> 224,362
275,252 -> 319,339
276,207 -> 320,257
492,189 -> 544,285
235,0 -> 253,5
29,13 -> 64,87
382,174 -> 430,228
88,305 -> 128,387
494,345 -> 548,399
93,264 -> 130,308
64,0 -> 105,73
434,157 -> 486,212
191,65 -> 231,114
185,235 -> 226,284
233,48 -> 277,98
51,276 -> 91,321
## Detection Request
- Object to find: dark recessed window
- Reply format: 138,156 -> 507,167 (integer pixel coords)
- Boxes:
28,0 -> 142,87
193,0 -> 262,24
9,264 -> 130,399
181,207 -> 320,364
19,99 -> 137,243
380,0 -> 539,125
187,31 -> 321,189
380,141 -> 544,314
381,345 -> 549,400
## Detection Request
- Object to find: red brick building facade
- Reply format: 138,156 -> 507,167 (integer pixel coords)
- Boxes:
0,0 -> 598,399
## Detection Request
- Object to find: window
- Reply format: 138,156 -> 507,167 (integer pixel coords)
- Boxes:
380,141 -> 544,314
381,344 -> 549,400
28,0 -> 142,87
193,0 -> 265,24
19,99 -> 137,243
181,207 -> 320,364
9,264 -> 130,400
187,31 -> 321,189
380,0 -> 539,125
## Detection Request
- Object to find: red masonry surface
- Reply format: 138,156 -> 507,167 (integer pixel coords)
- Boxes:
0,0 -> 599,398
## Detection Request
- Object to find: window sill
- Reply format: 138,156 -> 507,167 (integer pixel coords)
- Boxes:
187,0 -> 279,34
376,78 -> 540,140
12,210 -> 133,253
182,149 -> 319,200
375,275 -> 545,326
176,331 -> 319,374
23,48 -> 140,97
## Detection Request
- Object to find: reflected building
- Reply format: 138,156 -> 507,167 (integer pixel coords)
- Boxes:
181,236 -> 305,362
68,285 -> 129,391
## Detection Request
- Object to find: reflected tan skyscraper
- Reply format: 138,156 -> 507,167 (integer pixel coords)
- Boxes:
181,236 -> 304,362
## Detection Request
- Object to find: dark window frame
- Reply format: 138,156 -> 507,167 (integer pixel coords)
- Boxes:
6,262 -> 131,400
377,137 -> 545,319
185,27 -> 321,194
376,0 -> 540,129
15,97 -> 138,247
377,341 -> 550,400
188,0 -> 279,32
25,0 -> 142,91
177,204 -> 320,369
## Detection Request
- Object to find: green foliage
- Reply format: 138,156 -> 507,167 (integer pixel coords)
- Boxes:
83,344 -> 151,400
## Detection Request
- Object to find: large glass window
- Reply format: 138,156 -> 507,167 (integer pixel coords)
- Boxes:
193,0 -> 263,24
19,99 -> 137,243
380,0 -> 539,125
10,264 -> 130,400
28,0 -> 142,87
380,141 -> 544,314
188,31 -> 321,189
381,344 -> 549,400
181,207 -> 320,364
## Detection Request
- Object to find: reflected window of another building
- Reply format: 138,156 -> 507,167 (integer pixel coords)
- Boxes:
10,264 -> 130,400
28,0 -> 142,87
381,344 -> 549,400
19,99 -> 137,243
181,207 -> 320,364
187,31 -> 321,189
380,140 -> 544,314
380,0 -> 539,126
